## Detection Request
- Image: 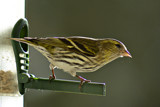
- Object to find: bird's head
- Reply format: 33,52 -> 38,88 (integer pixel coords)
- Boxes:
100,38 -> 132,59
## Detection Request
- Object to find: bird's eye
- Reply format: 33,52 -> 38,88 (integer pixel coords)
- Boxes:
115,44 -> 121,48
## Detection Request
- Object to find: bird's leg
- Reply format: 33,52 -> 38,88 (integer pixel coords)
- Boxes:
49,64 -> 56,80
76,75 -> 91,88
49,68 -> 56,80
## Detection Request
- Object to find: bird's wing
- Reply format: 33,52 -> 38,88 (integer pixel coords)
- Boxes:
43,36 -> 100,56
61,36 -> 100,56
11,36 -> 100,57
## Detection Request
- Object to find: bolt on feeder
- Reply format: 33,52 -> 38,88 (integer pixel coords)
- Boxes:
11,18 -> 106,96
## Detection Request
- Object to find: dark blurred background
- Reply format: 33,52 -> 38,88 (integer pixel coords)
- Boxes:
25,0 -> 160,107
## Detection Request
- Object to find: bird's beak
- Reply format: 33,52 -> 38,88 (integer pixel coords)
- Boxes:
123,50 -> 132,58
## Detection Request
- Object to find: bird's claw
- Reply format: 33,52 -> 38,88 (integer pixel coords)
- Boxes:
49,75 -> 56,81
79,79 -> 91,88
76,75 -> 91,88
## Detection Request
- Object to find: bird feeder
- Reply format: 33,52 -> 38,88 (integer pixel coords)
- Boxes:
11,18 -> 106,96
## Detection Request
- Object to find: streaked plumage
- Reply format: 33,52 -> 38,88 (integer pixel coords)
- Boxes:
11,36 -> 131,81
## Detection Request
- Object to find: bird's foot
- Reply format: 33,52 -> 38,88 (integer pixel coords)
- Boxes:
76,75 -> 91,88
49,75 -> 56,80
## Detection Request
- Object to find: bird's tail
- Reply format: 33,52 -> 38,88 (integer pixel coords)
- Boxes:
10,37 -> 40,46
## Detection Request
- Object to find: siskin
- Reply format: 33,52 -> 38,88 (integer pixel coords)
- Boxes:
11,36 -> 132,87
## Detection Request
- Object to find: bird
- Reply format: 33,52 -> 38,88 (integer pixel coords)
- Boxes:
11,36 -> 132,87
